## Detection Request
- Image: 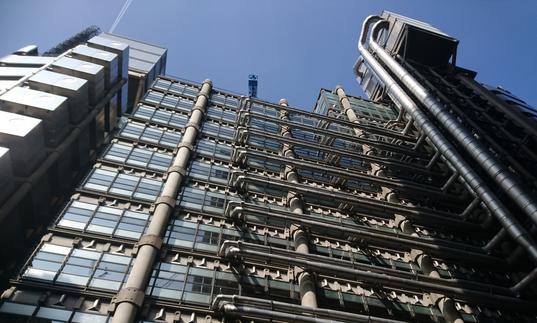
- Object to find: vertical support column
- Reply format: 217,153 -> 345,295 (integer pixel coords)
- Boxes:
111,80 -> 212,323
336,86 -> 413,233
411,250 -> 464,323
279,98 -> 318,308
335,85 -> 383,179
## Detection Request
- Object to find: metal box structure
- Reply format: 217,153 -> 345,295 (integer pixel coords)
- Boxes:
28,70 -> 89,124
0,87 -> 69,147
71,44 -> 119,89
0,110 -> 45,176
51,56 -> 105,105
0,33 -> 133,292
0,147 -> 14,205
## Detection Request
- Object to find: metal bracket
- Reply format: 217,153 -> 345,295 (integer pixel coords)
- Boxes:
154,195 -> 176,208
177,142 -> 194,151
138,234 -> 163,250
190,105 -> 205,114
112,287 -> 145,310
184,122 -> 200,131
167,165 -> 186,177
132,234 -> 163,256
196,92 -> 209,101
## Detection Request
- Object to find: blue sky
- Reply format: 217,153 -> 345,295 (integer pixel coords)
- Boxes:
1,0 -> 536,110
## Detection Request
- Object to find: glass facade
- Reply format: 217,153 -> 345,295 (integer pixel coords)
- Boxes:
2,74 -> 535,323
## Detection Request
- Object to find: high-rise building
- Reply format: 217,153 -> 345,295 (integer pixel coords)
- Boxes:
0,11 -> 536,323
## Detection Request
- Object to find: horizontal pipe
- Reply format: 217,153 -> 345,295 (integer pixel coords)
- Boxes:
219,240 -> 513,296
233,172 -> 486,232
220,241 -> 536,310
243,95 -> 415,142
226,202 -> 504,266
239,149 -> 464,202
241,127 -> 444,178
367,18 -> 537,234
355,15 -> 537,265
212,294 -> 406,323
239,111 -> 425,158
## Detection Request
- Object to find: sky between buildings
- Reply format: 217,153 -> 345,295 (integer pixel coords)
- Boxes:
1,0 -> 536,110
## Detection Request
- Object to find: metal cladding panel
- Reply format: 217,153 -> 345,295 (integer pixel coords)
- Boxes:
99,32 -> 166,74
51,57 -> 105,105
380,11 -> 458,67
0,146 -> 15,205
72,45 -> 119,89
0,80 -> 18,91
0,55 -> 53,67
0,87 -> 70,147
29,70 -> 90,124
0,67 -> 38,78
0,110 -> 46,176
87,34 -> 129,80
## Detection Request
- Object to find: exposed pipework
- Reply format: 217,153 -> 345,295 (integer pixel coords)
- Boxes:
278,98 -> 318,309
212,295 -> 406,323
355,16 -> 537,282
225,202 -> 505,266
366,18 -> 537,228
219,240 -> 537,310
111,79 -> 212,323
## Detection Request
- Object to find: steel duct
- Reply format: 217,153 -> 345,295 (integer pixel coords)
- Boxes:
220,241 -> 537,310
365,18 -> 537,228
212,295 -> 406,323
354,16 -> 537,271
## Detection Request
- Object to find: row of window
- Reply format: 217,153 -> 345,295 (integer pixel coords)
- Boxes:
22,243 -> 132,292
118,121 -> 182,148
82,168 -> 163,202
206,105 -> 236,123
201,121 -> 235,141
0,302 -> 109,323
132,104 -> 188,129
55,200 -> 150,240
152,78 -> 199,97
187,159 -> 230,185
102,141 -> 173,172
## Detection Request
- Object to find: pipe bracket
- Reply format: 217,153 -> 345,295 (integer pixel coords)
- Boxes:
167,165 -> 186,177
111,287 -> 145,311
184,122 -> 200,132
190,105 -> 205,114
154,195 -> 176,208
177,142 -> 194,152
132,234 -> 163,256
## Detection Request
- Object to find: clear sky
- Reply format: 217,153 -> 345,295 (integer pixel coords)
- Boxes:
1,0 -> 536,110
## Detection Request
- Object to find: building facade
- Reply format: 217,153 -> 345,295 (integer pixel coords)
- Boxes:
0,12 -> 536,323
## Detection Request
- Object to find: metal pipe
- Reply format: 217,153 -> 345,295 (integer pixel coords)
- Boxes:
243,127 -> 442,177
234,172 -> 486,232
111,79 -> 212,323
226,202 -> 504,266
212,295 -> 406,323
220,241 -> 536,310
366,18 -> 537,228
239,149 -> 461,200
278,98 -> 318,309
355,16 -> 537,264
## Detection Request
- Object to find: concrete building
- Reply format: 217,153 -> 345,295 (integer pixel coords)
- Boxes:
0,11 -> 536,323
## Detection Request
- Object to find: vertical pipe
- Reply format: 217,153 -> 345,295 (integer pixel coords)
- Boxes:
279,98 -> 318,308
368,19 -> 537,228
111,79 -> 212,323
356,16 -> 537,268
412,250 -> 463,323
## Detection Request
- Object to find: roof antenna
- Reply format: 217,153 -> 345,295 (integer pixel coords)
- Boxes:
109,0 -> 134,33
